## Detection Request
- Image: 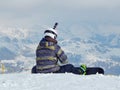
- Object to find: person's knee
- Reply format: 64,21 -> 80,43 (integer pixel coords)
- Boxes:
31,66 -> 37,73
65,64 -> 74,68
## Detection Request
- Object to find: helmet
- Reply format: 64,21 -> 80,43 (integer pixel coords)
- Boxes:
44,28 -> 58,39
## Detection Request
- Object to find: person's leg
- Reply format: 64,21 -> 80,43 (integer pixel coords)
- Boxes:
55,64 -> 81,75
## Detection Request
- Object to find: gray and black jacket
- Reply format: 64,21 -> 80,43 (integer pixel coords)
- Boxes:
36,36 -> 68,73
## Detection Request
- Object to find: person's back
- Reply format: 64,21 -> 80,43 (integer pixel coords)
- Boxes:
36,36 -> 67,73
31,23 -> 86,74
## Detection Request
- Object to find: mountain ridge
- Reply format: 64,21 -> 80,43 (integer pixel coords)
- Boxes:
0,27 -> 120,75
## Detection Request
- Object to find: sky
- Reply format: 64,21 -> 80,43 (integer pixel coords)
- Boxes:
0,0 -> 120,35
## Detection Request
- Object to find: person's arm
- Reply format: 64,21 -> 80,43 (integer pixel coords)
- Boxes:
55,45 -> 68,64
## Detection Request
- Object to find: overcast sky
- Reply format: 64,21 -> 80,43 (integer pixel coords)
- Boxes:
0,0 -> 120,35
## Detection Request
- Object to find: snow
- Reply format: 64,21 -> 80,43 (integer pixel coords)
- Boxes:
0,73 -> 120,90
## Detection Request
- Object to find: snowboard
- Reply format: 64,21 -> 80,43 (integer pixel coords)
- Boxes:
76,67 -> 104,75
32,65 -> 104,75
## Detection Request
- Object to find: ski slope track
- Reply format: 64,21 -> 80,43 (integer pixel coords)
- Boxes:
0,73 -> 120,90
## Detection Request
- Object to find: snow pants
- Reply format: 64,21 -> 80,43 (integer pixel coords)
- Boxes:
54,64 -> 81,74
31,64 -> 104,75
31,64 -> 81,74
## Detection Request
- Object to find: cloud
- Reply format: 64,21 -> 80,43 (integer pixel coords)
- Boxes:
0,0 -> 44,9
97,24 -> 120,35
46,0 -> 120,9
62,23 -> 120,40
1,0 -> 120,12
0,0 -> 120,29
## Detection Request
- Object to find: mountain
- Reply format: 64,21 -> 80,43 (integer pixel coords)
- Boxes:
0,26 -> 120,75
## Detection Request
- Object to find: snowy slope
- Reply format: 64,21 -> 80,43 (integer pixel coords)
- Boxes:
0,73 -> 120,90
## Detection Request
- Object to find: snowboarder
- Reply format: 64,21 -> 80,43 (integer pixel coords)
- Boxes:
31,23 -> 104,75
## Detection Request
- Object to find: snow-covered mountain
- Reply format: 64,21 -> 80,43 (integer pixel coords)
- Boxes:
0,26 -> 120,75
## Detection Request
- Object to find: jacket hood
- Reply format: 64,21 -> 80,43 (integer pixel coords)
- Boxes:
40,36 -> 57,47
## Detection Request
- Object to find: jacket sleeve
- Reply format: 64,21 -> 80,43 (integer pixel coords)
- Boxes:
55,45 -> 68,64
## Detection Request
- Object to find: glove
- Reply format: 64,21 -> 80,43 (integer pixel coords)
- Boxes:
80,64 -> 87,75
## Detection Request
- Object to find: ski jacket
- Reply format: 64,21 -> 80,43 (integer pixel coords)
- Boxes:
36,37 -> 68,73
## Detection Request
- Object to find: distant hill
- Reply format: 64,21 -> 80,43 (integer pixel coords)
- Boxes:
0,26 -> 120,75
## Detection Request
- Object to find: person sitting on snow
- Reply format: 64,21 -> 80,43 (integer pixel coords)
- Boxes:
31,23 -> 87,75
31,23 -> 104,75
